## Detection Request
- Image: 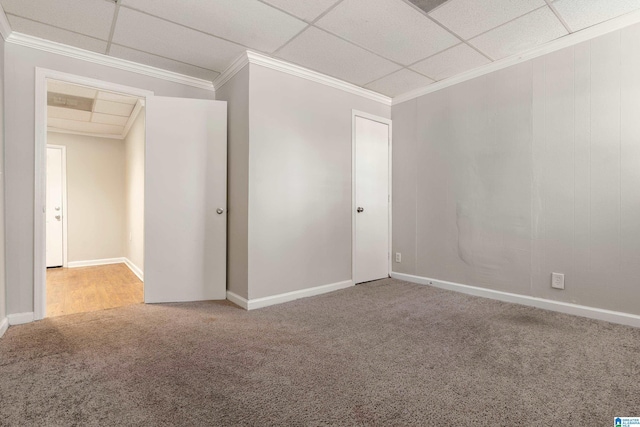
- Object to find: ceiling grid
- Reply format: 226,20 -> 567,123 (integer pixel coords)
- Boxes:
1,0 -> 639,98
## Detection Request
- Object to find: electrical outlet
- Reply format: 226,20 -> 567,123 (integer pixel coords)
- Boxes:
395,252 -> 401,263
551,273 -> 564,290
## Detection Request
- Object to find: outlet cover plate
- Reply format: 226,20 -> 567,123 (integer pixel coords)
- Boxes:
551,273 -> 565,290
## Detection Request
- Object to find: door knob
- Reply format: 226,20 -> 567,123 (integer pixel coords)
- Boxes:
357,207 -> 364,213
55,207 -> 60,211
216,208 -> 224,214
55,215 -> 61,220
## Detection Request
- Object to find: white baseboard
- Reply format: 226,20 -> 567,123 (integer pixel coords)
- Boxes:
227,279 -> 354,310
0,317 -> 8,338
67,257 -> 125,268
7,312 -> 35,325
123,258 -> 144,282
226,291 -> 249,310
391,272 -> 640,328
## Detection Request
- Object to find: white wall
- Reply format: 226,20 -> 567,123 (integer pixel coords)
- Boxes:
246,64 -> 390,300
124,110 -> 145,273
215,66 -> 249,298
4,43 -> 215,315
47,132 -> 126,262
392,23 -> 640,316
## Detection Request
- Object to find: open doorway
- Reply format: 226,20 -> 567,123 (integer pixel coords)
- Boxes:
44,79 -> 145,318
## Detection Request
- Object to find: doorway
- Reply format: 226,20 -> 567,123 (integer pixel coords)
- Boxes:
352,111 -> 392,284
34,68 -> 229,321
45,79 -> 146,317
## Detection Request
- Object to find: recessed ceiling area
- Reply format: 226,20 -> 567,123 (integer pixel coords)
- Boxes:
3,0 -> 640,98
47,80 -> 143,139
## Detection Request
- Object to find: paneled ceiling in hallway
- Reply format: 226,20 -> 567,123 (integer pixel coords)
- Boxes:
2,0 -> 640,97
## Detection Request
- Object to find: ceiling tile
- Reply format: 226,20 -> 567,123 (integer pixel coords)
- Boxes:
7,15 -> 108,54
94,99 -> 135,117
316,0 -> 458,65
429,0 -> 546,40
92,113 -> 129,126
49,118 -> 124,136
119,0 -> 306,53
112,8 -> 246,72
109,45 -> 220,81
553,0 -> 640,31
0,0 -> 115,39
365,69 -> 434,97
48,106 -> 92,122
276,27 -> 401,85
260,0 -> 339,22
97,91 -> 139,105
410,44 -> 491,80
469,7 -> 568,60
48,81 -> 97,99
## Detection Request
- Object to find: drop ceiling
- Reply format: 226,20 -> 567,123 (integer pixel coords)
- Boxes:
2,0 -> 640,98
47,80 -> 143,139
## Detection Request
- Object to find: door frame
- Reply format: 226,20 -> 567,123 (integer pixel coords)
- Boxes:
351,110 -> 392,284
34,67 -> 154,320
45,144 -> 68,269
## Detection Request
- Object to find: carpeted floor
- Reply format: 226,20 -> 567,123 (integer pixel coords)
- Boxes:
1,278 -> 639,426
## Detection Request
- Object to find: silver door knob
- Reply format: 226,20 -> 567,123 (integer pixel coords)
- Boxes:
55,207 -> 61,211
357,207 -> 364,213
216,208 -> 224,214
55,215 -> 61,220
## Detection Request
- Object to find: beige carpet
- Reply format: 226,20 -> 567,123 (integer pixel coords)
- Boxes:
1,278 -> 639,426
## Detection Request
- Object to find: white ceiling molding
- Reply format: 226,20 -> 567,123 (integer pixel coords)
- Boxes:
7,32 -> 215,92
393,7 -> 640,106
214,50 -> 392,106
0,4 -> 11,40
212,52 -> 250,91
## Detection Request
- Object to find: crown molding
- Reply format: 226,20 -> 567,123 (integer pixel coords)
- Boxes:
212,52 -> 250,91
7,32 -> 215,91
393,8 -> 640,105
214,50 -> 392,106
0,4 -> 11,41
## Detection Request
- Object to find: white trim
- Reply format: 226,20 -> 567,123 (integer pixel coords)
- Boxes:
46,144 -> 68,268
67,257 -> 126,268
7,32 -> 214,91
226,291 -> 249,310
123,258 -> 144,282
391,272 -> 640,328
393,8 -> 640,105
214,51 -> 392,106
0,317 -> 8,338
228,280 -> 354,311
212,52 -> 250,91
123,100 -> 144,139
35,68 -> 154,321
0,4 -> 11,41
7,312 -> 35,326
351,111 -> 393,284
47,128 -> 126,140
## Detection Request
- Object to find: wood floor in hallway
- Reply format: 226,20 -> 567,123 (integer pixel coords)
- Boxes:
46,263 -> 143,317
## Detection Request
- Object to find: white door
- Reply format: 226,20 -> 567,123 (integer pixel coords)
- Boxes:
354,115 -> 390,284
144,96 -> 227,303
46,146 -> 64,267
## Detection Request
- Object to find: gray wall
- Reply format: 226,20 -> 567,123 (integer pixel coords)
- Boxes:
47,132 -> 126,263
248,64 -> 390,299
392,23 -> 640,315
4,43 -> 215,315
215,66 -> 250,299
0,37 -> 5,324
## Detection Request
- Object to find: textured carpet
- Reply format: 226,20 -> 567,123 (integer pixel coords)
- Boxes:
1,278 -> 639,426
